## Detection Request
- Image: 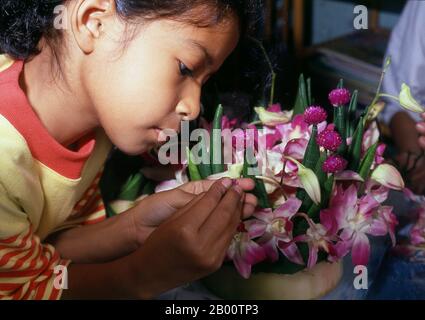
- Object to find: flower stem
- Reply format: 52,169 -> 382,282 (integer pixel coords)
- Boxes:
364,56 -> 392,124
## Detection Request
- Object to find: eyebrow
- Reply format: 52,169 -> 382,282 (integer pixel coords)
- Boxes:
187,40 -> 214,67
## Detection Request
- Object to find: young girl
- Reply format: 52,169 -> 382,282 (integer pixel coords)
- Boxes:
0,0 -> 259,299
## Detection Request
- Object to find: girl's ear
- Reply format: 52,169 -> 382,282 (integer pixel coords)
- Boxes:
71,0 -> 116,54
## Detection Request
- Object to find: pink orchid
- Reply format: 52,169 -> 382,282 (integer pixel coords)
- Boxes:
279,138 -> 309,172
410,225 -> 425,246
294,212 -> 339,268
227,222 -> 267,279
276,115 -> 312,147
365,179 -> 390,204
246,198 -> 304,265
369,206 -> 398,246
362,121 -> 380,153
325,185 -> 395,266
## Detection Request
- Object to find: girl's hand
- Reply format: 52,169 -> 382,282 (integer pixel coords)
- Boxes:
417,113 -> 425,149
128,178 -> 250,299
132,178 -> 257,244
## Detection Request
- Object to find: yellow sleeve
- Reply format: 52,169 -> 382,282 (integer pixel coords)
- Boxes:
0,183 -> 71,300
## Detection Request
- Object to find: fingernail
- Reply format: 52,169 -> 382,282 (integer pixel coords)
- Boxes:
222,178 -> 232,189
416,123 -> 425,130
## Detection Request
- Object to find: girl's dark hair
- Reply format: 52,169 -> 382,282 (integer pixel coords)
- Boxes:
0,0 -> 261,60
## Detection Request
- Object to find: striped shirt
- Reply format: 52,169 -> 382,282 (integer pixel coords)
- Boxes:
0,56 -> 112,299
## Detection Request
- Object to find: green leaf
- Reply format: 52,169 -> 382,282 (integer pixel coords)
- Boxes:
334,106 -> 347,155
211,104 -> 225,174
119,173 -> 144,201
322,175 -> 334,209
187,148 -> 202,181
303,125 -> 320,170
337,79 -> 344,89
197,140 -> 212,179
293,74 -> 308,116
359,142 -> 378,181
347,90 -> 359,137
347,117 -> 364,171
243,149 -> 270,209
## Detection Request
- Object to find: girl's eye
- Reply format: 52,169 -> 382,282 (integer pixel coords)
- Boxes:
179,61 -> 193,77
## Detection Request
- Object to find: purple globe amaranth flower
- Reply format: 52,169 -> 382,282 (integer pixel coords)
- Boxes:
304,106 -> 328,125
316,128 -> 343,152
329,88 -> 351,107
322,155 -> 348,173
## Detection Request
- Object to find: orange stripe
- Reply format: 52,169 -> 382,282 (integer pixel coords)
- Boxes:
0,253 -> 59,278
0,228 -> 33,250
0,236 -> 36,267
9,237 -> 37,270
34,279 -> 48,300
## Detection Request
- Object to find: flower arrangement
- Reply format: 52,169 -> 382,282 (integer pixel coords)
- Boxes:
107,56 -> 425,298
152,55 -> 425,281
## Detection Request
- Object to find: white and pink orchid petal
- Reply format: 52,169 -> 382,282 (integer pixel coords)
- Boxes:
358,195 -> 380,216
371,164 -> 405,190
319,209 -> 338,235
329,185 -> 358,227
368,219 -> 388,237
253,208 -> 274,223
283,138 -> 309,160
410,226 -> 425,246
278,241 -> 304,265
307,244 -> 319,269
274,197 -> 302,219
334,170 -> 364,182
241,239 -> 267,266
260,237 -> 279,262
245,219 -> 268,238
365,180 -> 390,203
233,255 -> 253,279
351,233 -> 371,266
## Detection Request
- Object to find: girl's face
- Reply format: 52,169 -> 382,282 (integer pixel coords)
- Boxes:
82,15 -> 240,155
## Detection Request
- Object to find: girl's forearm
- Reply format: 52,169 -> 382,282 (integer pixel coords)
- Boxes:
47,209 -> 148,263
61,258 -> 150,299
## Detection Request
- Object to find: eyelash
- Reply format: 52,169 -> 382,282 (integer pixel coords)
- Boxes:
179,61 -> 194,77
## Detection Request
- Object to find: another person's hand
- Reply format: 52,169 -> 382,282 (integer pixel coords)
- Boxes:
416,112 -> 425,149
395,151 -> 425,194
132,178 -> 257,244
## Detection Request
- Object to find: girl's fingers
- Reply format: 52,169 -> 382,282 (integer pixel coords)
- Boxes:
421,113 -> 425,121
209,194 -> 244,258
242,203 -> 257,219
234,178 -> 256,191
200,186 -> 243,240
180,178 -> 256,195
179,179 -> 233,226
165,192 -> 206,223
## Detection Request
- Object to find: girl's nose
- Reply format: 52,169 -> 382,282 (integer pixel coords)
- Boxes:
176,87 -> 202,121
